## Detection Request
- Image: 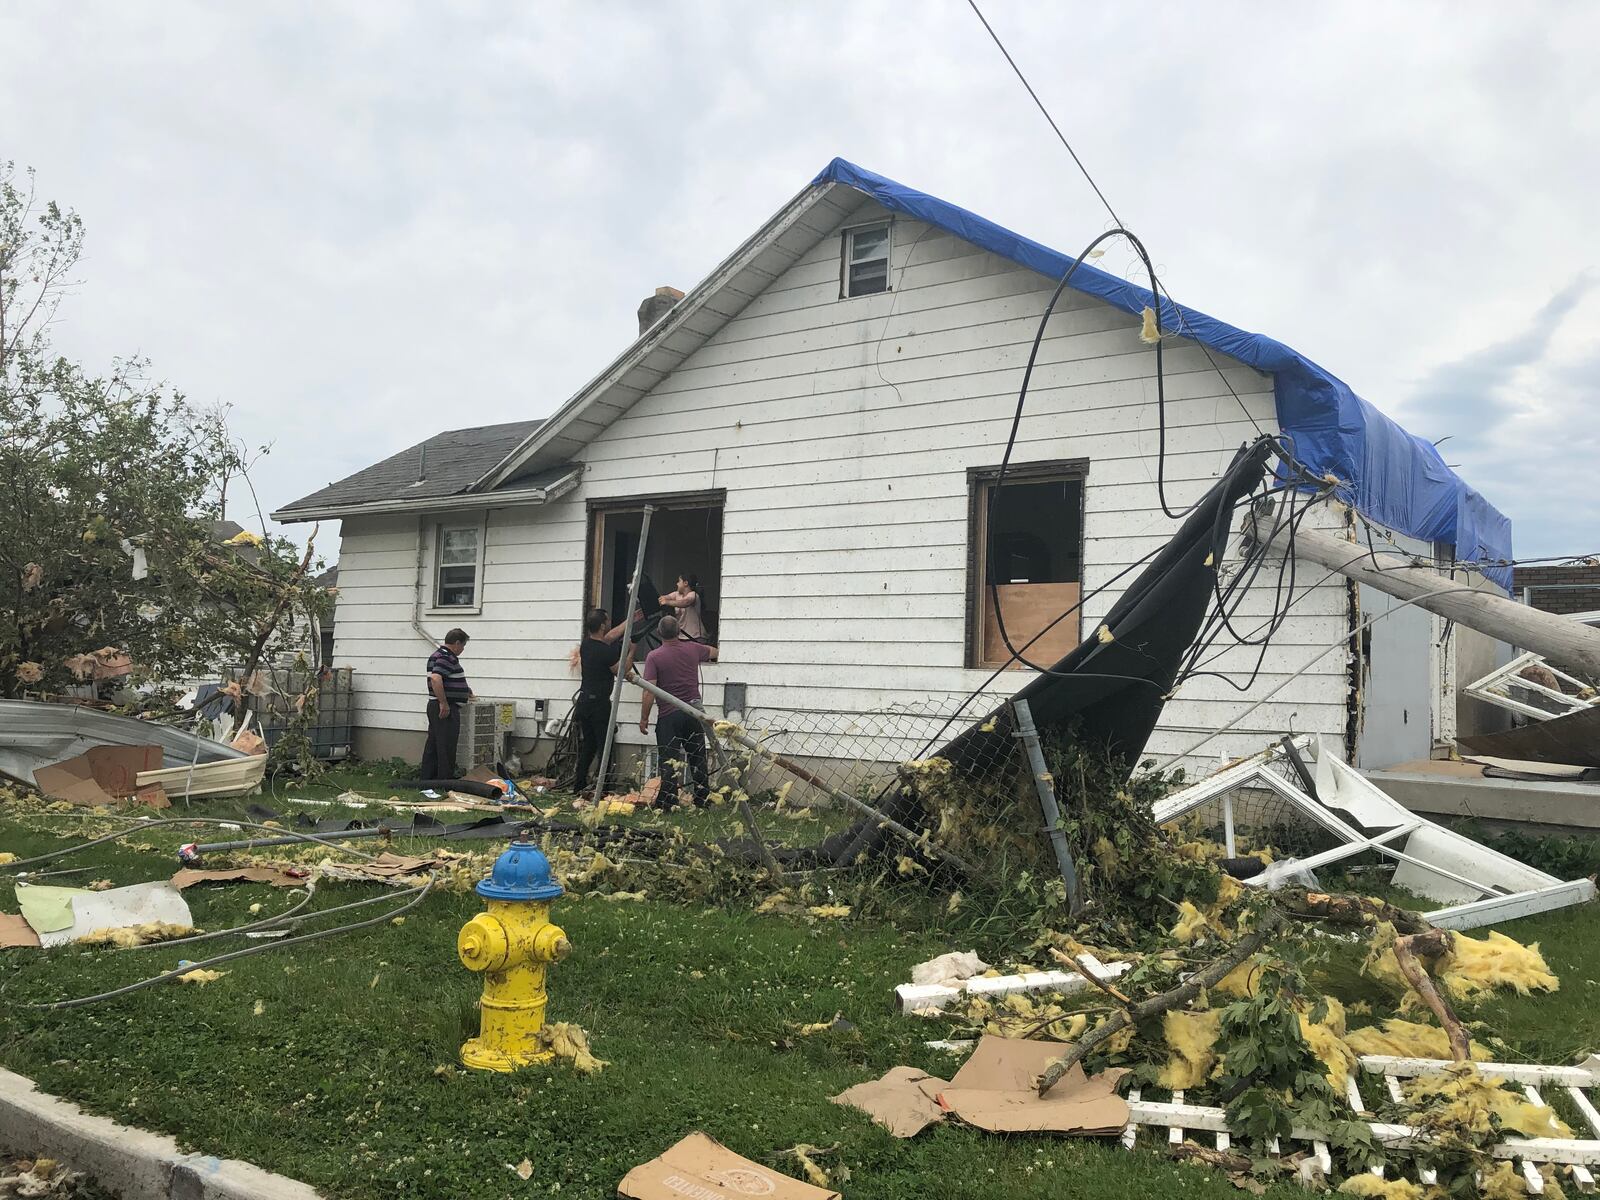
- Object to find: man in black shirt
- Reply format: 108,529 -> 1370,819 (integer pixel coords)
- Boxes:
570,608 -> 629,795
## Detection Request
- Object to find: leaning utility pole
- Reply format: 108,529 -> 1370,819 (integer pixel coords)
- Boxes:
1251,509 -> 1600,681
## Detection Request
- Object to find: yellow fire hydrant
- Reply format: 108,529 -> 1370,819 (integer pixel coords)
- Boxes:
457,840 -> 571,1071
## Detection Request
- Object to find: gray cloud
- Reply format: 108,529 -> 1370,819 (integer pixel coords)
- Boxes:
1,1 -> 1596,562
1402,274 -> 1592,439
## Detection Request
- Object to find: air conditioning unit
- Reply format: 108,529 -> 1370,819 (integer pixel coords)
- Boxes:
456,699 -> 517,772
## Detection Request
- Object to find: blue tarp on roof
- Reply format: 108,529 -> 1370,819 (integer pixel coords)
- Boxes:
813,158 -> 1513,588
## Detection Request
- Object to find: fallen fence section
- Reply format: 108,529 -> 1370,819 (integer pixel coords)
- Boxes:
1150,735 -> 1596,930
1125,1054 -> 1600,1192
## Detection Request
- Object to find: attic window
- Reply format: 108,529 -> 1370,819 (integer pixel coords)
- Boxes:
842,222 -> 891,297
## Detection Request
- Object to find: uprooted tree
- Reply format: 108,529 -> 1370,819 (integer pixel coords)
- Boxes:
0,161 -> 328,713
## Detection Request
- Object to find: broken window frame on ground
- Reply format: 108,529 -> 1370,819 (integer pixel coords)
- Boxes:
965,458 -> 1088,670
1150,735 -> 1596,930
1464,651 -> 1599,723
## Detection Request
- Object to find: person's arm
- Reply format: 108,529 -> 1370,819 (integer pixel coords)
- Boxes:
705,645 -> 719,662
639,690 -> 653,734
429,671 -> 449,715
602,622 -> 627,644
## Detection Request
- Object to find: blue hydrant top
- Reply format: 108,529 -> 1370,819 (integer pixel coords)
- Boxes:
476,840 -> 565,902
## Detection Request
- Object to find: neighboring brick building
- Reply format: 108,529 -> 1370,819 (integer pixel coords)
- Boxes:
1513,564 -> 1600,615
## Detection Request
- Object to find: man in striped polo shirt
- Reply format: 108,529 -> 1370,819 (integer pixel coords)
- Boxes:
421,629 -> 475,779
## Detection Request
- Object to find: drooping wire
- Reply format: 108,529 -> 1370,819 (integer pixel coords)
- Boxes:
962,0 -> 1127,233
963,0 -> 1268,447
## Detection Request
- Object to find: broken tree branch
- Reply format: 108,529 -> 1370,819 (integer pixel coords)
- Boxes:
1036,906 -> 1285,1097
1392,930 -> 1470,1063
1273,887 -> 1435,936
1048,946 -> 1132,1006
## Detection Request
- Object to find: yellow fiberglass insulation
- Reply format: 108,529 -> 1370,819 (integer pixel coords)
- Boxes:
539,1022 -> 608,1074
1406,1063 -> 1570,1141
1299,996 -> 1358,1090
76,921 -> 195,949
1438,931 -> 1560,1002
1365,925 -> 1558,1007
1342,1018 -> 1491,1061
1156,1008 -> 1221,1089
1336,1176 -> 1426,1200
1481,1160 -> 1567,1200
1168,900 -> 1214,945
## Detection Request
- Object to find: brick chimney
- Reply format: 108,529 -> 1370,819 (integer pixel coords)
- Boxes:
637,286 -> 685,335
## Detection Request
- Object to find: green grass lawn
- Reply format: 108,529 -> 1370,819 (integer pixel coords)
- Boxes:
3,767 -> 1599,1200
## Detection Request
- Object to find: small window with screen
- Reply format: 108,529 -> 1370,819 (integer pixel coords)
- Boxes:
842,221 -> 891,297
435,522 -> 482,608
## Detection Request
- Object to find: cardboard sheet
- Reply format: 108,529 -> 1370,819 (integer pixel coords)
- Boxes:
938,1035 -> 1130,1136
38,880 -> 193,948
618,1132 -> 839,1200
0,912 -> 42,949
832,1065 -> 948,1137
170,866 -> 307,890
15,884 -> 89,934
34,744 -> 163,806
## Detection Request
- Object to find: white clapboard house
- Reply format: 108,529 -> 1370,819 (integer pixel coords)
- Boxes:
273,159 -> 1514,777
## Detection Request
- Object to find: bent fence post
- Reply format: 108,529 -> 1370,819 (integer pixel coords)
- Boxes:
1011,697 -> 1082,914
627,670 -> 980,878
591,504 -> 655,808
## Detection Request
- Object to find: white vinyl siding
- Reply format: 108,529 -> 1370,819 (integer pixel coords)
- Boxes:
332,199 -> 1363,773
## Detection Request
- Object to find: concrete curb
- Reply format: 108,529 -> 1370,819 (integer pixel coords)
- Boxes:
0,1067 -> 324,1199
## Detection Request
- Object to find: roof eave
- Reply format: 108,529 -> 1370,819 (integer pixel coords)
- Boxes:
271,465 -> 582,525
473,178 -> 851,492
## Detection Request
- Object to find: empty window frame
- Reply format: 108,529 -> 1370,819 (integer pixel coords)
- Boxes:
586,491 -> 725,644
434,519 -> 484,609
966,461 -> 1088,669
841,221 -> 891,298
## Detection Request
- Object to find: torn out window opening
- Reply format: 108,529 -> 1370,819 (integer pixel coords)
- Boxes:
434,521 -> 482,608
841,221 -> 891,298
966,461 -> 1087,670
586,492 -> 725,644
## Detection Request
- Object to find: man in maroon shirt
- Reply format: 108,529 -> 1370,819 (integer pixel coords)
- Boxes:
639,615 -> 718,808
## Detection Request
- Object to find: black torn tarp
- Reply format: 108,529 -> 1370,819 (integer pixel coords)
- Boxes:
801,439 -> 1274,870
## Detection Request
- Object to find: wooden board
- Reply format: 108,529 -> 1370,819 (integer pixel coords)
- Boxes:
981,582 -> 1081,669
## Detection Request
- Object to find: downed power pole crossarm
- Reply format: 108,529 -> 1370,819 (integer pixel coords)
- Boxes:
1252,509 -> 1600,682
626,670 -> 981,878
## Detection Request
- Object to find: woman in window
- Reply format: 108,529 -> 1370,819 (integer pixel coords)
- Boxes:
658,573 -> 705,641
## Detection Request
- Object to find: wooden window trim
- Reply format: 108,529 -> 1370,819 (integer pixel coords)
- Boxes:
582,489 -> 728,613
964,459 -> 1090,670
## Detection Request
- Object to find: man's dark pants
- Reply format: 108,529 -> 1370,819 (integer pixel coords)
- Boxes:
656,708 -> 709,806
420,697 -> 461,780
571,697 -> 610,792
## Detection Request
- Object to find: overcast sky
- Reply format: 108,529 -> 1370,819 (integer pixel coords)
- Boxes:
4,2 -> 1596,561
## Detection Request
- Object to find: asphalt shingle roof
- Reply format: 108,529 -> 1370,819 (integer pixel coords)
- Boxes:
276,420 -> 544,516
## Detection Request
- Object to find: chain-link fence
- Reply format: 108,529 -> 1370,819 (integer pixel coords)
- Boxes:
730,691 -> 1027,812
